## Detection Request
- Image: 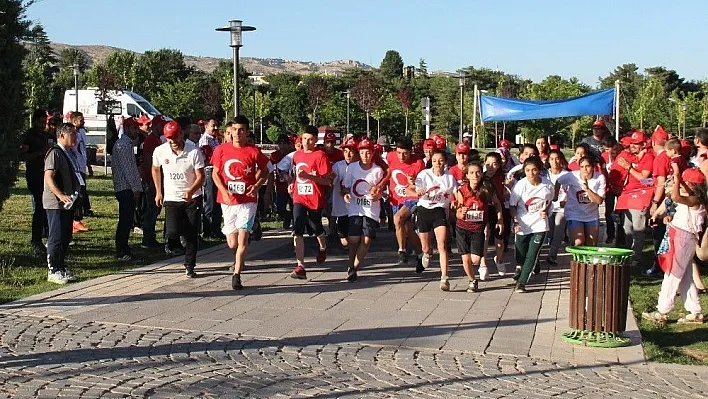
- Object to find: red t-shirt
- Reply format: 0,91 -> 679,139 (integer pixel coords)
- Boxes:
292,150 -> 331,209
456,184 -> 488,232
449,164 -> 464,185
324,148 -> 344,165
211,144 -> 268,205
624,150 -> 654,191
568,160 -> 579,171
141,133 -> 163,182
387,154 -> 425,206
652,150 -> 671,179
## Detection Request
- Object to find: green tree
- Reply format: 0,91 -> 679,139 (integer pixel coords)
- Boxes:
266,125 -> 283,144
380,50 -> 404,81
134,49 -> 192,100
150,76 -> 202,118
305,75 -> 330,125
22,24 -> 54,117
0,0 -> 32,210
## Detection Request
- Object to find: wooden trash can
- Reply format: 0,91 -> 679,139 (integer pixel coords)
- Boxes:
562,246 -> 634,348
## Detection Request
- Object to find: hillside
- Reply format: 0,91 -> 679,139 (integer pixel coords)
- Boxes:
50,42 -> 373,76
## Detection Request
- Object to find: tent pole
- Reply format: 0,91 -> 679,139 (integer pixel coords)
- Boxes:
615,80 -> 620,140
472,84 -> 478,149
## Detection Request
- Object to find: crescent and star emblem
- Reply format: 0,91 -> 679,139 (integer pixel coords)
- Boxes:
391,170 -> 409,190
294,162 -> 311,184
352,179 -> 370,197
224,159 -> 248,181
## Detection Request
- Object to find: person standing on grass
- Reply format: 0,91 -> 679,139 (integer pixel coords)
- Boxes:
20,109 -> 54,257
211,116 -> 269,290
643,168 -> 707,324
43,123 -> 82,284
68,112 -> 91,233
409,149 -> 458,291
455,162 -> 504,293
556,156 -> 606,247
139,116 -> 166,249
152,121 -> 206,278
341,138 -> 383,282
509,157 -> 555,293
545,149 -> 569,266
289,126 -> 333,280
111,117 -> 143,261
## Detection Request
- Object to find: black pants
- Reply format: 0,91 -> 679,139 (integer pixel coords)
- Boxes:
27,174 -> 46,244
141,181 -> 160,244
604,193 -> 617,240
202,169 -> 222,237
650,220 -> 667,272
164,199 -> 201,267
46,209 -> 73,272
115,190 -> 134,257
80,173 -> 91,213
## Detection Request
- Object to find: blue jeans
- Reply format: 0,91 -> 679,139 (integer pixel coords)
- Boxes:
46,209 -> 73,272
141,181 -> 160,244
201,169 -> 222,237
115,190 -> 134,257
27,173 -> 46,244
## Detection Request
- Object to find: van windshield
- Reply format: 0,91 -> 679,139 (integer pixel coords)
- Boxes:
137,101 -> 160,116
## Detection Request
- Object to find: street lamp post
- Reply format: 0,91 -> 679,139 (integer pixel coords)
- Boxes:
72,63 -> 79,112
216,20 -> 256,119
458,71 -> 465,144
342,90 -> 351,135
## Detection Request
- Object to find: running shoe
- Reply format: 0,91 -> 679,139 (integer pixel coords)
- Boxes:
118,254 -> 134,262
290,265 -> 307,279
494,256 -> 506,277
73,221 -> 89,232
479,266 -> 489,281
439,278 -> 450,291
514,283 -> 526,293
346,267 -> 357,282
185,265 -> 197,278
397,250 -> 408,266
231,274 -> 243,290
513,266 -> 522,281
533,263 -> 541,275
47,270 -> 70,285
415,257 -> 425,274
467,279 -> 479,293
316,248 -> 327,264
421,253 -> 431,269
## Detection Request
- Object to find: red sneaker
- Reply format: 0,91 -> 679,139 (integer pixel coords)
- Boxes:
290,265 -> 307,279
73,221 -> 89,232
316,248 -> 327,264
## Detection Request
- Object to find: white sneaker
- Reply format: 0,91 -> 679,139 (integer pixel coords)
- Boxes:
439,278 -> 450,291
494,256 -> 506,277
133,227 -> 143,235
47,270 -> 70,285
421,253 -> 431,269
63,269 -> 78,282
479,266 -> 489,281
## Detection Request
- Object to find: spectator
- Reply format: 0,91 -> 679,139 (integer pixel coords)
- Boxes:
581,119 -> 609,159
139,117 -> 164,249
43,123 -> 82,284
69,112 -> 92,232
111,118 -> 143,261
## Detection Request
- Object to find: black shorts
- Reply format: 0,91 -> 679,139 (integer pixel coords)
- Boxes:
336,215 -> 349,238
348,216 -> 379,238
487,206 -> 510,242
416,207 -> 448,233
456,227 -> 485,256
293,203 -> 325,236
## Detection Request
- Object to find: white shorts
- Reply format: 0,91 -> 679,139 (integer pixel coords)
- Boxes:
221,202 -> 257,235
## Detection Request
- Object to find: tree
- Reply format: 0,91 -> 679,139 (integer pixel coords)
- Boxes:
266,125 -> 283,144
134,49 -> 192,100
397,87 -> 413,135
58,48 -> 90,71
417,58 -> 428,77
0,0 -> 32,211
305,75 -> 330,125
150,76 -> 202,118
380,50 -> 404,81
351,72 -> 383,136
22,23 -> 54,117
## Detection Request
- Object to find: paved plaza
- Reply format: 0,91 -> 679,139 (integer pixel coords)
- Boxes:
1,229 -> 707,398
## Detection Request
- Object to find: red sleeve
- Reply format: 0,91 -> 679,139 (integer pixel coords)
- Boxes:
601,152 -> 609,164
211,146 -> 222,169
257,150 -> 269,171
638,152 -> 654,173
653,152 -> 670,178
317,152 -> 331,175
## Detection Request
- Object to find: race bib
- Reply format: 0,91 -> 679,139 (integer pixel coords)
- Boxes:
168,172 -> 185,181
527,199 -> 546,213
228,181 -> 246,194
576,190 -> 590,204
395,186 -> 407,197
465,210 -> 484,222
298,183 -> 314,195
356,197 -> 372,207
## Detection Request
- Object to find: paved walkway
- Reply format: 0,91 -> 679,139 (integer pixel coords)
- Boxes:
1,229 -> 707,398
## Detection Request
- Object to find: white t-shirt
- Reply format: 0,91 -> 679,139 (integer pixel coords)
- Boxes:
415,169 -> 458,209
152,141 -> 205,202
548,170 -> 569,214
557,171 -> 606,223
510,177 -> 555,235
332,160 -> 351,217
277,151 -> 295,172
343,162 -> 383,221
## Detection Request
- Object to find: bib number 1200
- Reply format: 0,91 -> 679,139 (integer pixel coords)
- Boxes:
169,172 -> 185,181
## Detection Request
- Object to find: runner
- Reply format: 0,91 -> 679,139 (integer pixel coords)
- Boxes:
408,149 -> 458,290
152,121 -> 206,278
289,125 -> 333,279
210,117 -> 269,290
331,137 -> 359,249
342,138 -> 384,282
386,138 -> 425,266
556,156 -> 606,247
455,162 -> 504,292
545,149 -> 569,266
535,136 -> 550,162
448,142 -> 470,185
482,152 -> 510,277
509,157 -> 555,293
567,143 -> 591,171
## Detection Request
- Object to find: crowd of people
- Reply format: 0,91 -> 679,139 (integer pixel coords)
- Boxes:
20,111 -> 708,324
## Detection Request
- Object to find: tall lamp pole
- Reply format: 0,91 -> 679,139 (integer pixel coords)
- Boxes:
458,71 -> 465,144
342,90 -> 351,135
72,63 -> 79,112
216,20 -> 256,118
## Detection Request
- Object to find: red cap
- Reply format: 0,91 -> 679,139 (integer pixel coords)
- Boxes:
455,142 -> 470,154
163,121 -> 181,138
620,136 -> 632,147
358,138 -> 374,150
423,139 -> 435,150
64,111 -> 72,121
341,137 -> 358,149
651,125 -> 668,143
592,119 -> 606,128
550,144 -> 559,150
498,139 -> 511,149
682,168 -> 706,185
198,120 -> 205,126
136,114 -> 151,125
432,134 -> 446,149
324,132 -> 337,142
629,130 -> 646,144
295,136 -> 302,145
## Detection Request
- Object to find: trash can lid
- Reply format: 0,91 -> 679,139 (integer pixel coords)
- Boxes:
565,246 -> 634,264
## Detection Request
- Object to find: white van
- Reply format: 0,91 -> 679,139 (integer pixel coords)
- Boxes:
62,89 -> 162,147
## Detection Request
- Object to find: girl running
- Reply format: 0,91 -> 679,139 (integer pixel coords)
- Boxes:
455,162 -> 504,292
556,156 -> 606,247
545,149 -> 569,265
481,152 -> 510,278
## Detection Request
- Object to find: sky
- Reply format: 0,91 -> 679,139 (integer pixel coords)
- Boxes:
26,0 -> 708,86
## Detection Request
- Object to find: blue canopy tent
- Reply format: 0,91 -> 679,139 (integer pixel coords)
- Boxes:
474,86 -> 619,145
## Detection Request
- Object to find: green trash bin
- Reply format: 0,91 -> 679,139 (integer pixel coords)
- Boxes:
561,246 -> 634,348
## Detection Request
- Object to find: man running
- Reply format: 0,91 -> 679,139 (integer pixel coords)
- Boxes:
152,121 -> 206,278
386,138 -> 425,266
289,125 -> 333,279
211,117 -> 269,290
331,136 -> 359,249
